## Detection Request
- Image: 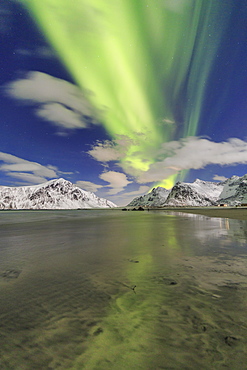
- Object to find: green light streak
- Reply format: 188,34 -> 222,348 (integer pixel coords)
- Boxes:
20,0 -> 229,185
71,213 -> 184,369
154,174 -> 178,190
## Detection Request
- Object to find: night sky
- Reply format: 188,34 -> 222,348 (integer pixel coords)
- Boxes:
1,0 -> 247,205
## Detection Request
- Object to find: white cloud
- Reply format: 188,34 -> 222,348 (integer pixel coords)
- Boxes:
213,175 -> 228,182
77,172 -> 135,196
137,137 -> 247,183
87,136 -> 247,185
88,141 -> 123,162
88,136 -> 134,162
4,71 -> 96,131
162,118 -> 175,124
77,173 -> 147,200
5,172 -> 49,184
1,163 -> 42,172
36,103 -> 88,129
99,171 -> 132,195
76,180 -> 103,193
105,185 -> 150,207
0,151 -> 59,184
16,46 -> 56,59
122,185 -> 150,197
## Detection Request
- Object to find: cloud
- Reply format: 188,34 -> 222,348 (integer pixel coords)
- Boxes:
16,46 -> 56,59
162,118 -> 175,124
0,151 -> 59,184
36,103 -> 88,129
77,171 -> 134,196
137,137 -> 247,183
213,175 -> 228,182
87,136 -> 134,162
121,185 -> 150,197
5,172 -> 50,184
76,180 -> 103,193
87,136 -> 247,186
88,141 -> 123,162
105,185 -> 151,207
99,171 -> 132,195
4,71 -> 96,132
76,172 -> 146,200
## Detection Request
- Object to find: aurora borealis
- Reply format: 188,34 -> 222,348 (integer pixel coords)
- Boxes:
18,0 -> 229,179
1,0 -> 247,204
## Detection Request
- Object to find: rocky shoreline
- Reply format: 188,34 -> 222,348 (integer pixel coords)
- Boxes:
121,206 -> 247,220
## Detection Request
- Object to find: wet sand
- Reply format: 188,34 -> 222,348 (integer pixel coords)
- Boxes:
0,210 -> 247,369
159,206 -> 247,220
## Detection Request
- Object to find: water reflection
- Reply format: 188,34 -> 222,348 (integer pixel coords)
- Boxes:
0,210 -> 247,369
166,210 -> 247,250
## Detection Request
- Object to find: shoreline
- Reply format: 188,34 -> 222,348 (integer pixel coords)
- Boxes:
151,206 -> 247,220
121,206 -> 247,220
1,206 -> 247,221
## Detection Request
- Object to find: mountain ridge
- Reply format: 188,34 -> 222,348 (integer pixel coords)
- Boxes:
127,175 -> 247,207
0,178 -> 116,209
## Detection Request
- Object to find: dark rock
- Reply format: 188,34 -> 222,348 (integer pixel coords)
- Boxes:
93,327 -> 103,336
224,336 -> 238,346
152,276 -> 178,286
1,269 -> 21,279
128,259 -> 139,263
132,206 -> 145,211
169,281 -> 178,285
138,206 -> 145,211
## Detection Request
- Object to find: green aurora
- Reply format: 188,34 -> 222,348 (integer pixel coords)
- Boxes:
20,0 -> 231,188
72,212 -> 185,369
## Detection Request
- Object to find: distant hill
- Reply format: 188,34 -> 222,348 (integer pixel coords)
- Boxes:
0,178 -> 116,209
127,175 -> 247,207
219,175 -> 247,205
165,179 -> 224,206
128,186 -> 170,207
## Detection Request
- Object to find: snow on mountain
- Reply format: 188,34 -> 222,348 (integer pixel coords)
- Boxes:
0,178 -> 117,209
219,174 -> 247,205
165,179 -> 224,206
127,178 -> 226,207
128,186 -> 170,207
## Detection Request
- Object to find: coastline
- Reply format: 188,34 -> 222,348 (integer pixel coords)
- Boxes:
2,206 -> 247,221
153,206 -> 247,220
120,206 -> 247,220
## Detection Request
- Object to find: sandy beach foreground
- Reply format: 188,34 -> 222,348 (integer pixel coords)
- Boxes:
1,210 -> 247,369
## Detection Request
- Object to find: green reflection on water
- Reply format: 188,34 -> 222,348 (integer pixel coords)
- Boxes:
72,212 -> 247,369
1,211 -> 247,369
73,214 -> 183,369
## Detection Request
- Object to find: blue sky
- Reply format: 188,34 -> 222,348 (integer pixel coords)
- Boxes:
1,0 -> 247,206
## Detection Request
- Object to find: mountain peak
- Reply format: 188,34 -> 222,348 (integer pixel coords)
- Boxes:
127,175 -> 247,207
0,179 -> 116,209
44,178 -> 72,186
128,186 -> 170,207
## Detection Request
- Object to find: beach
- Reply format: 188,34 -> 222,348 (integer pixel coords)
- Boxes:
159,206 -> 247,220
0,209 -> 247,369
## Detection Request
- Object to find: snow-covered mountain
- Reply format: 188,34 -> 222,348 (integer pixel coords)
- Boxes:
128,186 -> 170,207
219,174 -> 247,205
165,179 -> 224,206
127,176 -> 247,207
0,178 -> 116,209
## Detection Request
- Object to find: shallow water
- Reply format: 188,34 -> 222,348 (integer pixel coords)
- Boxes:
0,210 -> 247,369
